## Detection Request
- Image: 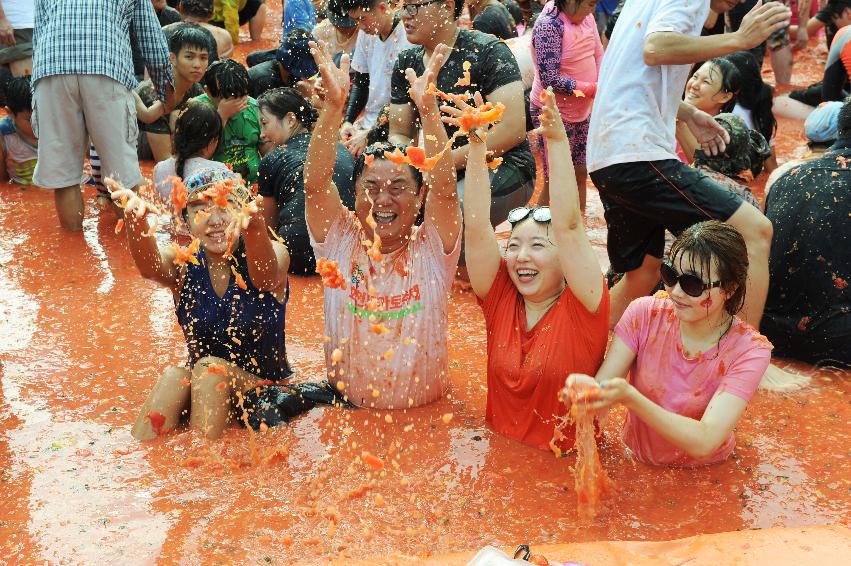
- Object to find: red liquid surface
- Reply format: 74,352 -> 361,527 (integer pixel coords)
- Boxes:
0,6 -> 849,563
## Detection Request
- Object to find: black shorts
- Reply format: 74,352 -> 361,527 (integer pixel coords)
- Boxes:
590,160 -> 744,274
239,0 -> 264,24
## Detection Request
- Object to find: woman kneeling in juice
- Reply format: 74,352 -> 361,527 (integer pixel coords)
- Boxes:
114,168 -> 292,440
458,88 -> 610,451
566,220 -> 772,465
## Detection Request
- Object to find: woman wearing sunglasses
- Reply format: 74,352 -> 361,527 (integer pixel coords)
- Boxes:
458,88 -> 610,451
566,220 -> 773,466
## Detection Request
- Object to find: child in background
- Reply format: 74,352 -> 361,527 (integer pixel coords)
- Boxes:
530,0 -> 602,208
153,101 -> 229,202
195,59 -> 264,183
0,76 -> 37,185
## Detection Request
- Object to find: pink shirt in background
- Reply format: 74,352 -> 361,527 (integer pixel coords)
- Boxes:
310,212 -> 461,410
614,295 -> 772,467
530,2 -> 603,123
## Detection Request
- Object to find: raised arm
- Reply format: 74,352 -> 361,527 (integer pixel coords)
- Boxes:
405,44 -> 461,254
643,1 -> 790,66
109,188 -> 179,289
303,41 -> 350,244
461,117 -> 502,300
239,196 -> 290,292
536,89 -> 603,313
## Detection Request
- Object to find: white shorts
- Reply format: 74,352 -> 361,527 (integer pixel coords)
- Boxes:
32,74 -> 142,189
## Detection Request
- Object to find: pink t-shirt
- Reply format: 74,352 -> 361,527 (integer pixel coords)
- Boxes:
530,5 -> 603,123
310,211 -> 461,409
614,295 -> 772,466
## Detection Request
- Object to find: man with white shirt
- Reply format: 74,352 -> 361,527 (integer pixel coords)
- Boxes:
587,0 -> 790,329
0,0 -> 33,76
340,0 -> 410,156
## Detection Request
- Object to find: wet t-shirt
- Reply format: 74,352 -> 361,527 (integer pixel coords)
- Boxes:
309,211 -> 461,410
615,295 -> 772,467
194,93 -> 263,183
391,29 -> 535,184
479,261 -> 610,451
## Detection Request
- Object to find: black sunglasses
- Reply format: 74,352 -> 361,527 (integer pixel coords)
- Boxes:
660,263 -> 722,297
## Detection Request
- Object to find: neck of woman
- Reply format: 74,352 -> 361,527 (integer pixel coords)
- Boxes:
679,308 -> 733,344
524,283 -> 566,312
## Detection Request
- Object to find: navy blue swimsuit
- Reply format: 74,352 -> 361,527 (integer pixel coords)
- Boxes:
175,245 -> 292,382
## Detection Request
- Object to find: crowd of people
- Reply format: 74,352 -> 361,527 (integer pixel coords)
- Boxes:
11,0 -> 850,468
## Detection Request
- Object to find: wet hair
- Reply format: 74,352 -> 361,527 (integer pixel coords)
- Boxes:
168,22 -> 212,55
722,51 -> 777,142
172,101 -> 223,178
5,76 -> 32,114
669,221 -> 748,316
179,0 -> 214,19
203,59 -> 250,99
701,58 -> 742,114
838,96 -> 851,137
256,87 -> 318,128
352,142 -> 424,189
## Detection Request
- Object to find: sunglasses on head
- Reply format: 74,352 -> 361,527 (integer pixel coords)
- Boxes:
507,206 -> 551,225
660,263 -> 722,297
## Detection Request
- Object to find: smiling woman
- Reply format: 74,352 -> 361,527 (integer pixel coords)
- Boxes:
464,89 -> 610,451
566,220 -> 773,466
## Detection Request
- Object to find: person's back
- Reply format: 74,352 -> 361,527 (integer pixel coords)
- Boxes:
763,104 -> 851,366
587,0 -> 709,171
32,0 -> 172,231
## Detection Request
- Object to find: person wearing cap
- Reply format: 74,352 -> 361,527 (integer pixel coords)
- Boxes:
248,28 -> 319,98
117,168 -> 293,441
312,0 -> 359,66
340,0 -> 412,157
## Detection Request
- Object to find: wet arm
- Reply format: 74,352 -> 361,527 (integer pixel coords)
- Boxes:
419,92 -> 460,253
463,139 -> 502,300
547,126 -> 604,313
303,100 -> 347,243
123,210 -> 179,289
644,31 -> 746,66
242,211 -> 289,291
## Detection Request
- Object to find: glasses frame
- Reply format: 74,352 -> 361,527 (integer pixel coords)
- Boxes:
402,0 -> 445,18
507,206 -> 552,225
660,263 -> 722,297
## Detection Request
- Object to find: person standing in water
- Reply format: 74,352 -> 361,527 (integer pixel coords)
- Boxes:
116,169 -> 292,440
586,0 -> 790,329
32,0 -> 175,231
461,88 -> 610,451
304,41 -> 460,409
566,221 -> 773,466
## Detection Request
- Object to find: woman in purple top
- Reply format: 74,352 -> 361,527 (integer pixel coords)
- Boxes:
530,0 -> 603,209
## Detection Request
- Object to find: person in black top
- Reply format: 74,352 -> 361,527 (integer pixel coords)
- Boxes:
248,28 -> 318,98
468,0 -> 517,40
257,88 -> 356,274
390,0 -> 534,228
762,98 -> 851,367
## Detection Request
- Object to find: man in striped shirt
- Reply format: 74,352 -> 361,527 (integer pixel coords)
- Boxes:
32,0 -> 175,231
